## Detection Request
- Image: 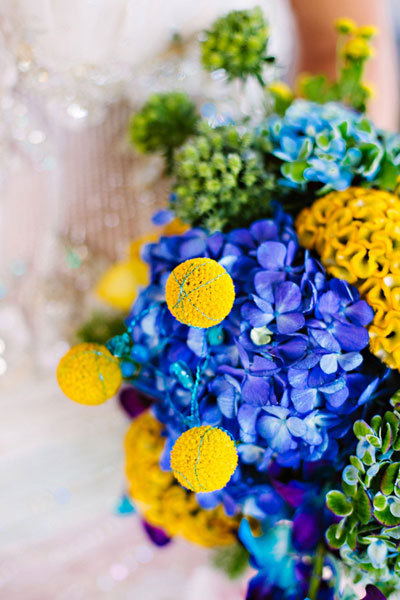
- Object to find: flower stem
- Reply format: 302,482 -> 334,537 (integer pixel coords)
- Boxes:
307,543 -> 325,600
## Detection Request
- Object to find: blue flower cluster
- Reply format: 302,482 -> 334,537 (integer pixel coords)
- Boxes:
263,99 -> 400,193
124,206 -> 385,519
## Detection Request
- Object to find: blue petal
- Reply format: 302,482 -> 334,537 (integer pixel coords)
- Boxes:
320,353 -> 338,374
255,270 -> 285,297
238,404 -> 260,442
276,312 -> 305,334
250,220 -> 278,243
337,352 -> 363,371
275,281 -> 302,313
332,321 -> 369,351
242,303 -> 271,327
242,375 -> 271,406
287,416 -> 307,437
257,241 -> 286,270
291,388 -> 318,413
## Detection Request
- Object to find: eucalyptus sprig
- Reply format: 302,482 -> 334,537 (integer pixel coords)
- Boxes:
325,394 -> 400,590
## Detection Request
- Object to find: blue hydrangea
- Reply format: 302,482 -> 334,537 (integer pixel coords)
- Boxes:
262,99 -> 400,194
121,205 -> 388,519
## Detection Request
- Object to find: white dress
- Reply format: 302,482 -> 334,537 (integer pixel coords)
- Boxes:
0,0 -> 294,366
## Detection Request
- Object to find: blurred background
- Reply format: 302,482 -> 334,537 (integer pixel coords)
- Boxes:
0,1 -> 399,598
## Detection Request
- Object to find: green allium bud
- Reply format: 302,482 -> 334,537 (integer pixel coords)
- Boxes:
128,92 -> 198,168
171,121 -> 273,232
201,7 -> 270,84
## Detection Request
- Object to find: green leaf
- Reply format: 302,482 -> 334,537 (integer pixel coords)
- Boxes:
373,493 -> 388,511
377,156 -> 398,190
326,523 -> 348,549
343,465 -> 360,486
354,486 -> 372,524
365,462 -> 383,487
384,411 -> 399,436
380,462 -> 400,495
349,455 -> 365,473
281,161 -> 308,184
366,434 -> 382,448
298,138 -> 313,160
346,526 -> 357,550
326,490 -> 353,516
374,504 -> 400,526
342,480 -> 357,498
362,450 -> 375,466
354,420 -> 375,440
370,415 -> 382,434
382,525 -> 400,539
381,423 -> 393,454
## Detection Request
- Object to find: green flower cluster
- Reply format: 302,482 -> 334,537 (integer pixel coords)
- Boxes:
172,122 -> 275,231
201,7 -> 271,84
76,311 -> 125,345
326,396 -> 400,589
128,92 -> 198,169
299,19 -> 377,113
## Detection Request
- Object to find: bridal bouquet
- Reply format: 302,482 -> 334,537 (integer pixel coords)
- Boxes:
57,9 -> 400,599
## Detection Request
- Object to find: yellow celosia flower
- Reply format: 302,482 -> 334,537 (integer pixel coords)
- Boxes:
296,187 -> 400,371
124,412 -> 240,546
335,18 -> 357,35
96,259 -> 149,312
342,37 -> 374,60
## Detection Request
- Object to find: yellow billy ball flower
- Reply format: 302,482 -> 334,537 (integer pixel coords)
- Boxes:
296,187 -> 400,371
57,343 -> 122,405
165,257 -> 235,328
170,426 -> 238,493
125,413 -> 240,546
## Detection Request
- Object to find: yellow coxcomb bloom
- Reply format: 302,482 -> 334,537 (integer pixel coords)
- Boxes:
296,187 -> 400,371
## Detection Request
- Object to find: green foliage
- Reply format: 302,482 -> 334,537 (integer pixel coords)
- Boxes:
171,122 -> 275,231
76,311 -> 125,345
201,7 -> 271,85
299,22 -> 377,113
325,399 -> 400,586
211,542 -> 250,580
128,92 -> 198,169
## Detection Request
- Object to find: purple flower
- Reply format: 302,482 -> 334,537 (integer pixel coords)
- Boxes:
255,240 -> 299,285
243,281 -> 305,334
257,406 -> 304,453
